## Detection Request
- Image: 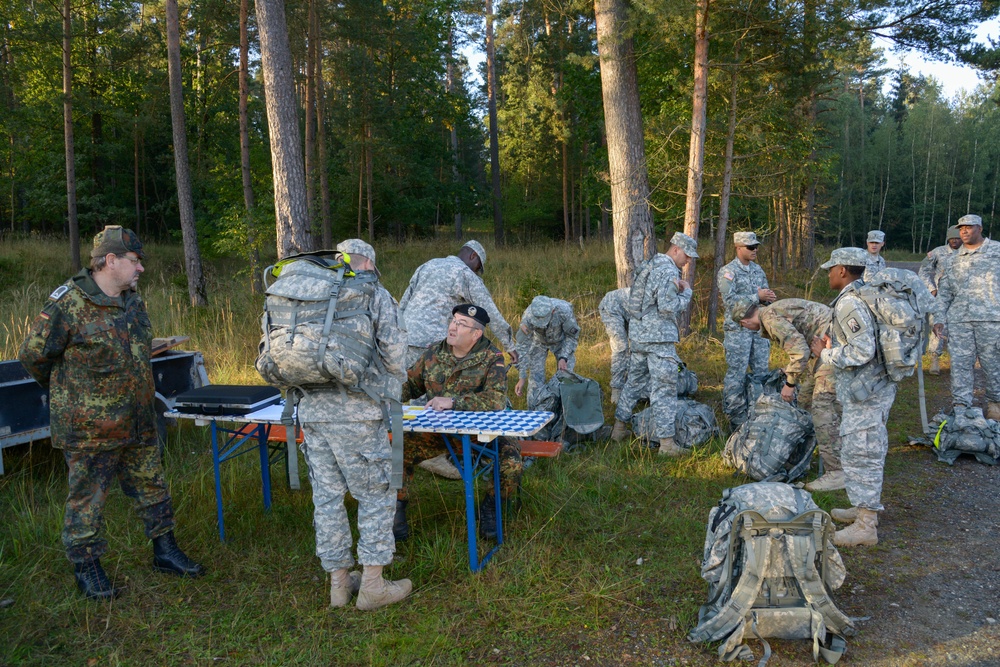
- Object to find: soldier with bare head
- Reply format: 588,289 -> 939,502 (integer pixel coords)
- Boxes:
19,225 -> 204,600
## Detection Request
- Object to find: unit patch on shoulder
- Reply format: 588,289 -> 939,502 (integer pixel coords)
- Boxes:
846,317 -> 861,333
723,271 -> 735,281
48,285 -> 70,301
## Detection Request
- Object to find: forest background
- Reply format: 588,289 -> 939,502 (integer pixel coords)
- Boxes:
2,0 -> 1000,295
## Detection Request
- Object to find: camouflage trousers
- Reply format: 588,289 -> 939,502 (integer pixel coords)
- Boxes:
948,321 -> 1000,406
300,420 -> 396,571
62,445 -> 174,563
608,334 -> 629,391
840,381 -> 897,512
615,343 -> 678,439
803,362 -> 843,472
721,328 -> 771,419
398,431 -> 522,500
523,349 -> 576,410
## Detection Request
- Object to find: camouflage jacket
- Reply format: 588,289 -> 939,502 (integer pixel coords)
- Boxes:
937,238 -> 1000,324
18,269 -> 156,451
718,258 -> 770,332
863,253 -> 885,283
820,280 -> 883,381
758,299 -> 832,385
297,280 -> 406,422
515,298 -> 579,377
628,254 -> 691,344
398,255 -> 515,352
918,243 -> 957,294
403,337 -> 507,412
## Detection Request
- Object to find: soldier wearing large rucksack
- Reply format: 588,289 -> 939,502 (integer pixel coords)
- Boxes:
812,247 -> 901,548
255,239 -> 411,611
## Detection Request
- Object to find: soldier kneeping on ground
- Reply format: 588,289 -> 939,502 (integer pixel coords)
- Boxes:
514,296 -> 579,409
18,225 -> 204,601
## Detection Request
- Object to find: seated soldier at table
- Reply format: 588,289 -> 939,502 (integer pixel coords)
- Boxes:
395,303 -> 522,542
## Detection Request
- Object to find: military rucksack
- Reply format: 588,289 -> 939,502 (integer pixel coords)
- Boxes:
631,398 -> 720,449
924,407 -> 1000,465
855,268 -> 926,383
531,370 -> 605,446
723,393 -> 815,482
724,368 -> 785,427
688,482 -> 854,665
677,361 -> 698,398
626,254 -> 673,320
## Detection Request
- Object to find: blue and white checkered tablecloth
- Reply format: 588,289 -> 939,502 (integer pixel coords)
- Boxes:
402,407 -> 554,442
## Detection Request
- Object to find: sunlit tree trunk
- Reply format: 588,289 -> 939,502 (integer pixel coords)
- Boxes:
239,0 -> 260,292
709,59 -> 738,337
63,0 -> 80,271
486,0 -> 504,245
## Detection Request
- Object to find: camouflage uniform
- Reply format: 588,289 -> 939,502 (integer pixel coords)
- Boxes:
401,337 -> 521,500
18,269 -> 173,563
615,254 -> 692,438
937,237 -> 1000,407
399,255 -> 514,367
599,288 -> 631,394
820,280 -> 898,512
863,253 -> 885,283
297,280 -> 406,571
515,298 -> 579,410
718,257 -> 772,419
757,299 -> 842,472
918,242 -> 957,355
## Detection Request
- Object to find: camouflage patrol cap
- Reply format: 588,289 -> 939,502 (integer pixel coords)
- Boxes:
957,214 -> 983,227
462,240 -> 487,269
453,303 -> 490,327
733,231 -> 759,247
947,225 -> 961,240
336,239 -> 379,276
820,247 -> 868,270
867,230 -> 885,243
730,295 -> 758,323
91,225 -> 144,259
669,231 -> 700,258
527,295 -> 554,327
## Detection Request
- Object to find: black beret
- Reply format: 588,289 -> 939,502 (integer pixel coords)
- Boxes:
452,303 -> 490,326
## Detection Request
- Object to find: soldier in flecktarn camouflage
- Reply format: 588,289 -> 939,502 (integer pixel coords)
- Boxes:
717,231 -> 776,423
812,247 -> 899,548
18,225 -> 204,601
398,239 -> 516,368
935,215 -> 1000,421
296,239 -> 412,611
514,295 -> 580,410
397,303 -> 522,542
918,225 -> 961,374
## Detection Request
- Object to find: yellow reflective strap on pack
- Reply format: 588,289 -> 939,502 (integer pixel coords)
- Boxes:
268,254 -> 354,278
933,418 -> 948,449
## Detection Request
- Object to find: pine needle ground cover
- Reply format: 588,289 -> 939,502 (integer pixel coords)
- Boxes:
0,236 -> 963,666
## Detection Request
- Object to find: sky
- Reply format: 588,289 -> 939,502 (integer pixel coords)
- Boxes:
878,19 -> 999,99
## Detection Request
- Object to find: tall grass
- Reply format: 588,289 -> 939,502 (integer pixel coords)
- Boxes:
0,234 -> 945,666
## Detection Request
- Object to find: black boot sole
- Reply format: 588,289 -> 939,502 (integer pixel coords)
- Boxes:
153,560 -> 206,578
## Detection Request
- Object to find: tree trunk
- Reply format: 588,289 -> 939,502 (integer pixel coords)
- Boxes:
63,0 -> 80,271
166,0 -> 208,305
316,53 -> 332,249
486,0 -> 504,245
594,0 -> 656,287
679,0 -> 709,333
709,60 -> 738,337
562,142 -> 570,242
239,0 -> 260,292
446,25 -> 462,241
256,0 -> 312,257
304,0 -> 317,232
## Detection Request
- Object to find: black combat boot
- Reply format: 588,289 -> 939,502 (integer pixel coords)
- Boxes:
478,494 -> 498,540
74,558 -> 122,600
393,500 -> 410,542
152,532 -> 206,577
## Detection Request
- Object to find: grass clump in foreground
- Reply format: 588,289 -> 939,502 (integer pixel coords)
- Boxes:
0,234 -> 946,665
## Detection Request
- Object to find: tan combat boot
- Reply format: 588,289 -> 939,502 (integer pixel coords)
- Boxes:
418,453 -> 462,480
987,402 -> 1000,422
356,565 -> 412,611
329,568 -> 362,608
830,506 -> 859,523
833,508 -> 879,547
805,470 -> 846,492
611,420 -> 630,442
929,354 -> 940,375
658,437 -> 686,457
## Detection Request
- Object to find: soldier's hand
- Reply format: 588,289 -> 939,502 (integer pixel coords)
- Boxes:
780,384 -> 796,403
509,350 -> 519,364
809,336 -> 825,357
427,396 -> 454,411
933,323 -> 946,339
676,279 -> 691,292
515,378 -> 525,396
557,358 -> 569,372
758,288 -> 777,303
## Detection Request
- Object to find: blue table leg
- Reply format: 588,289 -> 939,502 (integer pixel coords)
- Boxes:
461,434 -> 479,572
259,424 -> 272,511
493,440 -> 503,545
211,421 -> 225,542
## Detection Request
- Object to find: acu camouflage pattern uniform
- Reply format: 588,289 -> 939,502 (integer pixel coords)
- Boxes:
515,297 -> 579,409
718,256 -> 772,420
401,337 -> 521,500
757,299 -> 842,472
918,239 -> 957,356
615,254 -> 692,439
18,269 -> 173,563
863,253 -> 886,283
398,255 -> 514,367
599,288 -> 631,395
296,278 -> 406,573
937,236 -> 1000,407
820,280 -> 897,512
